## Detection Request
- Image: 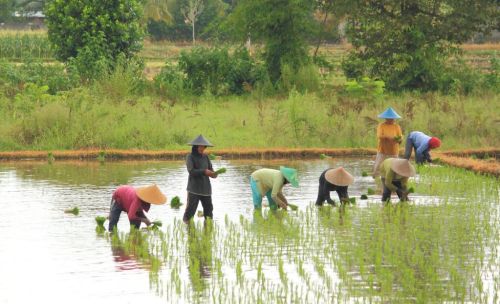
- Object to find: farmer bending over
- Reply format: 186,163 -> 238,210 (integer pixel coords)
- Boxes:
404,131 -> 441,164
109,184 -> 166,232
316,167 -> 354,206
250,166 -> 299,210
380,158 -> 416,202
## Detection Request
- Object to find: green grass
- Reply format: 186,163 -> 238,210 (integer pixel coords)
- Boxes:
0,81 -> 498,151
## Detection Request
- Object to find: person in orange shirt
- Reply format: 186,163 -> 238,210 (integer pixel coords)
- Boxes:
372,107 -> 403,177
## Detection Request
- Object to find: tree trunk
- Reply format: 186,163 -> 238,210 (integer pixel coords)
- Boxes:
313,10 -> 329,58
192,21 -> 195,45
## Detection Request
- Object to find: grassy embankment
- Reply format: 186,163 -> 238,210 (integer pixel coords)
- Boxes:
0,30 -> 498,168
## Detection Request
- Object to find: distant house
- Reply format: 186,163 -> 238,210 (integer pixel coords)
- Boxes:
12,11 -> 45,29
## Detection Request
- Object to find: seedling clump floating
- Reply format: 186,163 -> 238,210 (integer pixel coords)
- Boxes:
171,196 -> 183,208
64,206 -> 79,215
360,194 -> 368,200
319,153 -> 331,159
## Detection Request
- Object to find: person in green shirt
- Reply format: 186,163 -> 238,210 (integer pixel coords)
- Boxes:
250,166 -> 299,210
380,158 -> 416,202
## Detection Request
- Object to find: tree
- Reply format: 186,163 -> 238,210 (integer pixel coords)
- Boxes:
45,0 -> 144,80
343,0 -> 499,91
229,0 -> 315,83
143,0 -> 172,23
45,0 -> 143,62
0,0 -> 16,23
182,0 -> 205,44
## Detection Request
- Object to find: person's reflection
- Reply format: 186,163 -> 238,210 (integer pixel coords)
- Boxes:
186,221 -> 213,293
110,240 -> 142,271
108,231 -> 160,272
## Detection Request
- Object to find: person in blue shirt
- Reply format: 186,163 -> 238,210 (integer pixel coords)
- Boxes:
404,131 -> 441,164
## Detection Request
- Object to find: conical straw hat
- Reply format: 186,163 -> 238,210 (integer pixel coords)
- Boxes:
136,184 -> 167,205
279,166 -> 299,188
325,167 -> 354,186
188,134 -> 214,147
390,159 -> 416,177
378,107 -> 401,119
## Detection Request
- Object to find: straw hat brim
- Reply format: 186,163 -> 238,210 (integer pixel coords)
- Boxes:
136,184 -> 167,205
390,159 -> 416,177
279,166 -> 299,188
325,167 -> 354,186
188,135 -> 214,147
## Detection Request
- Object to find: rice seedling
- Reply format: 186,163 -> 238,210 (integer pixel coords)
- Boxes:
209,153 -> 217,160
95,215 -> 107,233
215,168 -> 227,175
319,153 -> 331,159
150,220 -> 163,230
360,194 -> 368,200
85,160 -> 499,303
97,151 -> 106,162
349,197 -> 356,204
47,152 -> 54,164
171,196 -> 183,208
362,171 -> 368,177
287,203 -> 299,211
95,216 -> 106,226
64,206 -> 79,215
367,187 -> 375,195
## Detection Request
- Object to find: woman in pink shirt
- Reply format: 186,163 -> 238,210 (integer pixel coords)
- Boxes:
108,184 -> 166,232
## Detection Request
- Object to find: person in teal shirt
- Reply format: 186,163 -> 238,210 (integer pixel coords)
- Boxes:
250,166 -> 299,210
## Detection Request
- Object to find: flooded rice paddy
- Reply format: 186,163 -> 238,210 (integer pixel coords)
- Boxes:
0,158 -> 498,303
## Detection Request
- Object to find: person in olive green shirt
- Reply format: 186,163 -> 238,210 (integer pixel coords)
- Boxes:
250,166 -> 299,210
380,158 -> 416,202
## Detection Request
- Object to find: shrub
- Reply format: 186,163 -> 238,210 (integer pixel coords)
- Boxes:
341,77 -> 385,102
0,60 -> 78,94
341,53 -> 372,80
280,64 -> 321,93
155,47 -> 264,96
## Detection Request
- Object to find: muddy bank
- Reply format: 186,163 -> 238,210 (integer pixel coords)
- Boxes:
1,148 -> 498,176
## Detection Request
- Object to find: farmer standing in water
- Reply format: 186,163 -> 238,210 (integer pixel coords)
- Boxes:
183,135 -> 218,223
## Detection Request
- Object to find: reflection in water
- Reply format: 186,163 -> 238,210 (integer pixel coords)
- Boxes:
7,160 -> 180,186
186,222 -> 214,295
